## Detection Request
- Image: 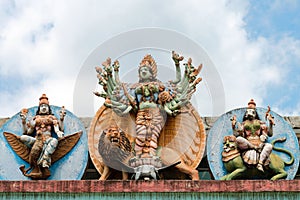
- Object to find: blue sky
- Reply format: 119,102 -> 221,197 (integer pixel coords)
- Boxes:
245,1 -> 300,40
0,0 -> 300,117
244,0 -> 300,115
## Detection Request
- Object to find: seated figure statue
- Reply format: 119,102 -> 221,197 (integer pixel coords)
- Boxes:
231,99 -> 275,172
2,94 -> 83,180
18,94 -> 65,178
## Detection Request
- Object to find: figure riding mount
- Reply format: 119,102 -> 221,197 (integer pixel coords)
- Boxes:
221,99 -> 294,180
3,94 -> 82,179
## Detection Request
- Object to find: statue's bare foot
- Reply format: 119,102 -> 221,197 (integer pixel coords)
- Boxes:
257,163 -> 264,172
191,169 -> 199,180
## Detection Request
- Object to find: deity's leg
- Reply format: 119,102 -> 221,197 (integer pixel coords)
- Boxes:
236,136 -> 255,150
20,135 -> 36,147
38,137 -> 58,168
135,108 -> 164,157
135,124 -> 146,156
259,143 -> 273,164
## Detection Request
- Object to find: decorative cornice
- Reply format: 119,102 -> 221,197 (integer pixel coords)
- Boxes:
0,180 -> 300,193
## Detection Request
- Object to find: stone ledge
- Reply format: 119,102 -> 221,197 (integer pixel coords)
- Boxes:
0,180 -> 300,193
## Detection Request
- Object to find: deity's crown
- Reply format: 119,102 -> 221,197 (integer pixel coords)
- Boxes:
39,94 -> 49,105
139,54 -> 157,78
247,99 -> 256,108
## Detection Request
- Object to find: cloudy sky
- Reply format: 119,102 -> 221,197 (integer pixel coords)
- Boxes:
0,0 -> 300,117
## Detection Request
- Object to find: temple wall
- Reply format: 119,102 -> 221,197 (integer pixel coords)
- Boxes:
0,180 -> 300,199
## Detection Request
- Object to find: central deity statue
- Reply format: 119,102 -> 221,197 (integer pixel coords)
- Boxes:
91,51 -> 206,180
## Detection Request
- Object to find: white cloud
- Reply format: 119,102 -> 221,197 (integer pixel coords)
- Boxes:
0,0 -> 300,117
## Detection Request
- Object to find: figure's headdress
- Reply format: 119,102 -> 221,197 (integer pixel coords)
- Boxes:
39,94 -> 49,105
247,99 -> 256,109
139,54 -> 157,78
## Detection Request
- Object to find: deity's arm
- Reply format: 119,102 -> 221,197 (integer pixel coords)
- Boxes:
52,116 -> 64,138
177,58 -> 202,96
259,121 -> 272,143
171,51 -> 183,84
181,58 -> 195,89
234,123 -> 244,137
107,98 -> 133,115
188,77 -> 202,92
258,122 -> 270,142
93,91 -> 107,99
157,89 -> 184,116
95,58 -> 137,116
59,106 -> 66,131
160,58 -> 202,116
175,63 -> 202,103
95,58 -> 118,97
122,84 -> 137,110
103,93 -> 134,115
102,58 -> 116,95
268,121 -> 273,137
265,106 -> 274,137
163,104 -> 180,116
113,60 -> 121,85
231,115 -> 244,137
168,98 -> 189,114
96,57 -> 133,107
26,118 -> 36,135
96,72 -> 107,90
176,63 -> 190,93
20,108 -> 28,134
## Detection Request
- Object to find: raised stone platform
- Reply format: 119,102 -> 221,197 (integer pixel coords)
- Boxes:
0,180 -> 300,193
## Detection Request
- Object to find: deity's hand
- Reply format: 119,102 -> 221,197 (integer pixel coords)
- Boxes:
172,109 -> 180,117
265,106 -> 275,125
102,57 -> 111,68
57,131 -> 64,138
113,60 -> 120,72
255,144 -> 263,152
93,91 -> 107,98
59,106 -> 66,121
172,51 -> 184,65
267,113 -> 275,125
260,134 -> 267,142
102,58 -> 112,74
20,108 -> 28,124
28,118 -> 36,128
187,58 -> 192,67
231,115 -> 237,128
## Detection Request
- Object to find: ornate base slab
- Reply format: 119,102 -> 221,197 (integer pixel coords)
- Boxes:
1,180 -> 300,193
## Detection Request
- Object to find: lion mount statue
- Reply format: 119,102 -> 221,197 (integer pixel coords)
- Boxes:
97,125 -> 200,180
98,126 -> 133,180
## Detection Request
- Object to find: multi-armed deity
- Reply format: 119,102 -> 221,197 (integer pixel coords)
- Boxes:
0,94 -> 87,180
89,51 -> 206,180
230,99 -> 275,173
207,99 -> 299,180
